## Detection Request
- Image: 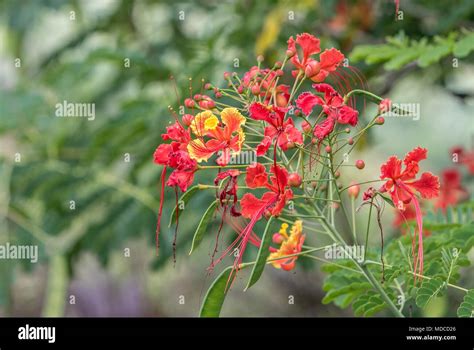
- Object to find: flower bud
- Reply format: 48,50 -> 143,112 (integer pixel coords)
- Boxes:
348,181 -> 360,199
184,98 -> 195,108
355,160 -> 365,169
379,98 -> 392,113
256,55 -> 264,63
288,173 -> 302,187
251,85 -> 261,95
375,116 -> 385,125
204,83 -> 212,90
302,121 -> 312,133
199,99 -> 215,109
325,145 -> 332,153
182,113 -> 194,126
272,233 -> 284,244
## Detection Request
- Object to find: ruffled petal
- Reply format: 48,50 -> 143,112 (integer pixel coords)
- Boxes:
380,156 -> 402,180
295,92 -> 324,115
407,172 -> 440,199
245,163 -> 268,188
335,105 -> 358,126
153,144 -> 172,165
220,107 -> 246,134
313,116 -> 336,140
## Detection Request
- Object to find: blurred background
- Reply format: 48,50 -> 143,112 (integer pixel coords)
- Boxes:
0,0 -> 473,317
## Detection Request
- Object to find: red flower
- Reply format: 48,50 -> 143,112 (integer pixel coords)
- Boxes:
153,122 -> 197,192
379,146 -> 440,280
452,146 -> 474,175
296,83 -> 358,140
434,168 -> 468,211
240,164 -> 293,218
287,33 -> 320,71
379,147 -> 440,208
249,102 -> 303,155
287,33 -> 344,82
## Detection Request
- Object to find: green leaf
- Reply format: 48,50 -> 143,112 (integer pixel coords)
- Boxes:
379,194 -> 395,207
353,291 -> 387,317
415,278 -> 447,308
200,263 -> 251,317
418,42 -> 452,67
189,200 -> 217,255
321,269 -> 369,309
453,32 -> 474,58
457,290 -> 474,318
245,216 -> 274,290
168,185 -> 199,227
350,31 -> 473,70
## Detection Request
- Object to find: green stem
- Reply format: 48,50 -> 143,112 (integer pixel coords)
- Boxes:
361,265 -> 404,317
42,254 -> 68,317
351,197 -> 357,244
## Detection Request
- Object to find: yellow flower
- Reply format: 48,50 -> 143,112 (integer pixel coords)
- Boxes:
269,220 -> 305,271
187,108 -> 247,166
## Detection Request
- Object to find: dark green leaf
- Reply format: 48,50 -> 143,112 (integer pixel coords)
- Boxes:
200,263 -> 251,317
189,200 -> 217,255
245,217 -> 274,290
168,185 -> 199,227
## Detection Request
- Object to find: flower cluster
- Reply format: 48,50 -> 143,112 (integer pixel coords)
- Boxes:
153,32 -> 442,284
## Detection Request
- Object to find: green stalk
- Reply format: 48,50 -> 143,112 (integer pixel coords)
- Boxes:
42,254 -> 68,317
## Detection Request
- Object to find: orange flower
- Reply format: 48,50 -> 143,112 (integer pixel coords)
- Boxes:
187,108 -> 245,166
269,221 -> 305,271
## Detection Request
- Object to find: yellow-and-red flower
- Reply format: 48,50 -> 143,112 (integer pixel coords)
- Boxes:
269,221 -> 305,271
187,108 -> 246,166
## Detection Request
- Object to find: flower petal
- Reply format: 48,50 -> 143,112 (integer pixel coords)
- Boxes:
335,105 -> 358,126
319,48 -> 345,72
220,107 -> 246,134
380,156 -> 402,180
407,172 -> 440,199
296,92 -> 324,115
313,116 -> 336,140
245,163 -> 268,188
153,144 -> 172,165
